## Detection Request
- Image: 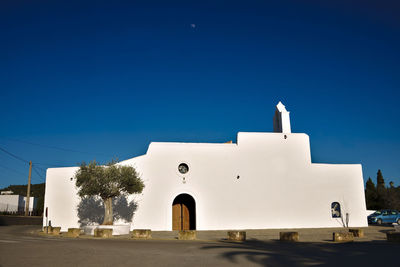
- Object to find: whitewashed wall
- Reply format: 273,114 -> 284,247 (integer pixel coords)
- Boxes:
0,195 -> 22,212
43,167 -> 80,229
23,197 -> 37,211
43,132 -> 367,231
0,195 -> 36,212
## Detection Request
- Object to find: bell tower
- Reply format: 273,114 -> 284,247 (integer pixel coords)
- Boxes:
273,101 -> 291,133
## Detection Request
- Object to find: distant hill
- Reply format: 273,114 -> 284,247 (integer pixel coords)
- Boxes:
0,183 -> 45,215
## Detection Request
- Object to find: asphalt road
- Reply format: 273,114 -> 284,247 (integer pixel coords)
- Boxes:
0,226 -> 399,266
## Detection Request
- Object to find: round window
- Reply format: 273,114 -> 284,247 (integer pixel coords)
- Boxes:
178,163 -> 189,174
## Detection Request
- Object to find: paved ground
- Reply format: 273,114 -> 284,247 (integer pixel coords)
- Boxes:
0,225 -> 399,266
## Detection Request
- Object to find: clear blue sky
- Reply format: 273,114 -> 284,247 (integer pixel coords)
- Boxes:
0,0 -> 399,188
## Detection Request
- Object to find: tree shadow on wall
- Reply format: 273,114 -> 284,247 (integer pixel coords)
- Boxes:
77,195 -> 137,227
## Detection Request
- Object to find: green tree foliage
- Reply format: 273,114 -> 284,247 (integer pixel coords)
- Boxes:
376,170 -> 385,189
386,183 -> 400,210
0,183 -> 45,215
75,160 -> 144,225
376,169 -> 386,209
365,177 -> 378,210
365,170 -> 400,211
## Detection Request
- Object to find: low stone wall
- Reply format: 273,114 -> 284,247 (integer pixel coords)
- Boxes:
280,232 -> 299,242
333,232 -> 354,242
349,228 -> 364,238
43,226 -> 61,235
51,227 -> 61,235
94,228 -> 113,238
67,228 -> 81,238
227,231 -> 246,241
43,226 -> 52,234
178,230 -> 196,240
131,229 -> 152,239
83,225 -> 130,236
0,215 -> 42,226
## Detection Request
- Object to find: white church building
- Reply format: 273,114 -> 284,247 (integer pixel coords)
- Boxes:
43,102 -> 368,231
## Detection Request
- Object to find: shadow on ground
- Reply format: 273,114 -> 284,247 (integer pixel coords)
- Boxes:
378,228 -> 393,234
0,215 -> 42,226
77,196 -> 137,226
201,239 -> 400,266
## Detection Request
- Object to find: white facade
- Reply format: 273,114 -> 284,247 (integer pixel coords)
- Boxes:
24,196 -> 37,213
273,101 -> 291,133
0,194 -> 36,213
43,103 -> 367,231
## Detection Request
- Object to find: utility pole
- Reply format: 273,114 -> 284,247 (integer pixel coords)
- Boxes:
25,161 -> 32,216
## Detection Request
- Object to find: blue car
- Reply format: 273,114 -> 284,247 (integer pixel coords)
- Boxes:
368,209 -> 400,225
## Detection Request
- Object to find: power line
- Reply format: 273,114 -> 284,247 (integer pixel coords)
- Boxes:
32,166 -> 45,182
0,146 -> 29,164
32,165 -> 48,172
0,145 -> 74,169
0,144 -> 122,185
0,163 -> 27,176
2,137 -> 114,157
33,162 -> 76,168
0,146 -> 45,185
0,164 -> 45,184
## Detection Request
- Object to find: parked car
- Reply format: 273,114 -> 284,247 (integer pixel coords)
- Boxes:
368,209 -> 400,225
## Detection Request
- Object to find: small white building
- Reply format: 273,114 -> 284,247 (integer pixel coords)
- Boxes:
43,102 -> 367,231
0,191 -> 37,214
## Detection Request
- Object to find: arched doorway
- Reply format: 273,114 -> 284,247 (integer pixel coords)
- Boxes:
172,194 -> 196,230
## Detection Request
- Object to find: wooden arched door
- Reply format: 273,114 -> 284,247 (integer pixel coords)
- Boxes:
172,194 -> 196,230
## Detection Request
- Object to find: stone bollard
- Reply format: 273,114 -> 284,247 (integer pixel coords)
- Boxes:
51,227 -> 61,236
348,229 -> 364,238
131,229 -> 152,239
333,232 -> 354,242
386,231 -> 400,242
67,228 -> 81,238
94,228 -> 113,238
178,230 -> 196,240
227,231 -> 246,241
280,232 -> 299,242
43,226 -> 52,234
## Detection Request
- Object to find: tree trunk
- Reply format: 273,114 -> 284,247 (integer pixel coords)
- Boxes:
103,197 -> 113,225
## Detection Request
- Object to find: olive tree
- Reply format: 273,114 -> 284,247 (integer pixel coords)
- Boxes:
75,160 -> 144,225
